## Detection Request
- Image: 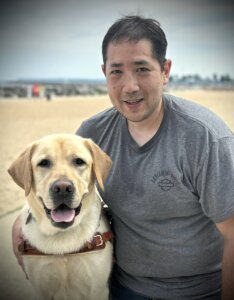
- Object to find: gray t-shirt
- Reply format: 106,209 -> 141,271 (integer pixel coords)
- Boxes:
77,94 -> 234,299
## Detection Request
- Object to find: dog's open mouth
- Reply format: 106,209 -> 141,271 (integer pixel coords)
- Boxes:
43,203 -> 82,228
51,205 -> 75,223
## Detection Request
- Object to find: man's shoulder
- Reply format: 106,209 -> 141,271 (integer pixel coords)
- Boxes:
84,107 -> 118,123
76,107 -> 121,139
164,93 -> 233,139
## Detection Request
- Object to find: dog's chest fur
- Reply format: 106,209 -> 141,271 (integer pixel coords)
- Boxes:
23,247 -> 112,300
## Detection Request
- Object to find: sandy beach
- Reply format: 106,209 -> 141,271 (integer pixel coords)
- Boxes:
0,90 -> 233,299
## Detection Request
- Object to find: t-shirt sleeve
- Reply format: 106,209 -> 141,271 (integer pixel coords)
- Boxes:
75,121 -> 89,138
197,137 -> 234,223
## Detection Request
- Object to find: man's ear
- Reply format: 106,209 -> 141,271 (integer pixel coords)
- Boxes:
163,59 -> 172,85
84,139 -> 112,190
8,144 -> 36,196
101,64 -> 106,77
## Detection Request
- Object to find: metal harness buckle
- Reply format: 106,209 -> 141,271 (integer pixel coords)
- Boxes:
94,234 -> 104,247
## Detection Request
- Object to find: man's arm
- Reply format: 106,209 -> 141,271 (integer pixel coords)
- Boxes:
216,214 -> 234,300
12,215 -> 28,278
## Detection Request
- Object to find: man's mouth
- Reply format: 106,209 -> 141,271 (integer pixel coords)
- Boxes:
123,98 -> 144,106
43,203 -> 82,228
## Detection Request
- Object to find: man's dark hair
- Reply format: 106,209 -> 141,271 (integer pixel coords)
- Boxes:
102,15 -> 168,70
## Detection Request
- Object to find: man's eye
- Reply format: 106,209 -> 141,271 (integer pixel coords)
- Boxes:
73,158 -> 86,166
37,159 -> 51,168
110,70 -> 122,75
137,67 -> 149,72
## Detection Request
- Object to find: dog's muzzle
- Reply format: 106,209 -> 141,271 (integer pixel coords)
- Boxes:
43,178 -> 82,229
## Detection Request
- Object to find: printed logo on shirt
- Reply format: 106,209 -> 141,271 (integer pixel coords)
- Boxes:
151,170 -> 176,191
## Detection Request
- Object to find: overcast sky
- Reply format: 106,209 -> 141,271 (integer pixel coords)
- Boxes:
0,0 -> 233,81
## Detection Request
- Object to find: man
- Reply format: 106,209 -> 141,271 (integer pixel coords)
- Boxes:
13,16 -> 234,299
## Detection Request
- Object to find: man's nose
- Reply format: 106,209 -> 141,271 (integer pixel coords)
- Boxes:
122,74 -> 140,93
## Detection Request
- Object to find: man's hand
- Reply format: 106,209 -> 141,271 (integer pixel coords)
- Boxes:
12,215 -> 28,279
216,215 -> 234,300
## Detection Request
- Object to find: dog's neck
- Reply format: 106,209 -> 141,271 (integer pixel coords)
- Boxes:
21,207 -> 113,256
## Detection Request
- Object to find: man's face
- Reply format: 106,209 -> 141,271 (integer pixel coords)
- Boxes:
103,39 -> 171,125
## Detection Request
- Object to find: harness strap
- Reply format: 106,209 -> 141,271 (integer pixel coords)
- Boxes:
18,231 -> 113,256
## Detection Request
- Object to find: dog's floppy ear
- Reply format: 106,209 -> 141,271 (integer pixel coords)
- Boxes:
8,144 -> 36,196
85,139 -> 112,190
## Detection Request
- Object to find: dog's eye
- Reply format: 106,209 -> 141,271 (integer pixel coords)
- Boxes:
73,158 -> 86,166
37,159 -> 51,168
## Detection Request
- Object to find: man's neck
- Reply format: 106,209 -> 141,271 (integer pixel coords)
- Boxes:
127,102 -> 164,146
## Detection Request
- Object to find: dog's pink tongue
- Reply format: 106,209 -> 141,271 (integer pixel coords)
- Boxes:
51,208 -> 75,223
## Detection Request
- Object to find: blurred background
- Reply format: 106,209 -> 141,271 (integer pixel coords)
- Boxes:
0,0 -> 234,96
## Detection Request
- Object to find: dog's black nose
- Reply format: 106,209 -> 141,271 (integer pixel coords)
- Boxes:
51,179 -> 74,197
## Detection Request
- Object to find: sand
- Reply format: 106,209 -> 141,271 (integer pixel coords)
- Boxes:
0,90 -> 233,299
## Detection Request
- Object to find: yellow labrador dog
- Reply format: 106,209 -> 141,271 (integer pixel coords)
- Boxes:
8,134 -> 113,300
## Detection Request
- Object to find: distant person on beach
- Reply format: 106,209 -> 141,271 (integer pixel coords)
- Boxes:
45,90 -> 51,101
32,83 -> 40,97
12,15 -> 234,299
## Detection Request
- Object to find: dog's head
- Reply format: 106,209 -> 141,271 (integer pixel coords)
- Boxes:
8,134 -> 112,230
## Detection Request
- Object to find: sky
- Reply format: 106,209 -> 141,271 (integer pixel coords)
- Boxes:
0,0 -> 234,81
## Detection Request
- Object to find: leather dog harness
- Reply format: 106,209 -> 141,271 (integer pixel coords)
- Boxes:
19,211 -> 113,255
18,231 -> 113,256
